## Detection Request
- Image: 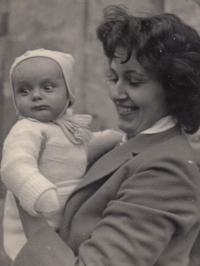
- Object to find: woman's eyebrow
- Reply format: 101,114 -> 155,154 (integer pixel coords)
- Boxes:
125,70 -> 144,78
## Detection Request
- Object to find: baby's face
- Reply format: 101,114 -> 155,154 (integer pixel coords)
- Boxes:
12,57 -> 68,122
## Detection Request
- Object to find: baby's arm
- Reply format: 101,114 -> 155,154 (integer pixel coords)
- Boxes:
87,129 -> 123,162
1,120 -> 59,216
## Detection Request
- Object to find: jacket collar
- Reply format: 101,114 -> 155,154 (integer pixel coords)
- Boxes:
71,126 -> 182,194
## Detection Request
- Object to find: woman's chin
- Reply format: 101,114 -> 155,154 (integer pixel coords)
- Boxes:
117,121 -> 137,138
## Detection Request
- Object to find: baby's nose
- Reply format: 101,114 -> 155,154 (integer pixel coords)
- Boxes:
32,89 -> 42,101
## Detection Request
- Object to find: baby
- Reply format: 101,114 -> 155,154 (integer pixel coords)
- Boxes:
1,49 -> 122,260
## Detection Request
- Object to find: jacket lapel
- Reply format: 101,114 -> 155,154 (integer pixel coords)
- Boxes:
72,126 -> 181,193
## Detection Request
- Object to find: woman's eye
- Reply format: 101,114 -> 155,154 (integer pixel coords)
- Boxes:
44,85 -> 54,91
129,81 -> 141,87
106,69 -> 118,83
129,79 -> 142,87
108,77 -> 118,83
106,74 -> 118,83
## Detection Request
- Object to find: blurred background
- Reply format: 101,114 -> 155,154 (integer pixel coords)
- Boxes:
0,0 -> 200,264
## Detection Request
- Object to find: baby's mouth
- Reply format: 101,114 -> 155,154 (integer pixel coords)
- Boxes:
33,105 -> 48,110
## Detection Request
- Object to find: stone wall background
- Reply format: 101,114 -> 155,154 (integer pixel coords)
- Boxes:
0,0 -> 200,264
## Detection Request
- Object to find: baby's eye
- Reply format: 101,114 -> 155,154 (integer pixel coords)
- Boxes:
44,85 -> 54,92
19,88 -> 30,96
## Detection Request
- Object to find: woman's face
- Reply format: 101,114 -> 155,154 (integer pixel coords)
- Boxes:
107,48 -> 168,138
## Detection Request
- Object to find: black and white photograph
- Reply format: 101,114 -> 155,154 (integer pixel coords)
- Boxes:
1,0 -> 200,265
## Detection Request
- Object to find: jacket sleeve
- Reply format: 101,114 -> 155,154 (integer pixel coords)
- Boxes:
87,129 -> 123,162
188,232 -> 200,266
13,150 -> 200,266
1,120 -> 57,216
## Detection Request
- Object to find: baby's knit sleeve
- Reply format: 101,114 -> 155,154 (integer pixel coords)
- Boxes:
87,129 -> 123,163
1,120 -> 57,217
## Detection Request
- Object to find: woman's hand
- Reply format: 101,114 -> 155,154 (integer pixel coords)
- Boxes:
15,196 -> 48,239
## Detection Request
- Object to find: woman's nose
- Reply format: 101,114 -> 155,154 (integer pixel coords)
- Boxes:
32,88 -> 42,101
109,81 -> 127,101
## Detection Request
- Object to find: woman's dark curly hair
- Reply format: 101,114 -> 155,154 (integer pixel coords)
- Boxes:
97,5 -> 200,134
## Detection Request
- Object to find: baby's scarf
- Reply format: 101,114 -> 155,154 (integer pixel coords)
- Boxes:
54,112 -> 92,145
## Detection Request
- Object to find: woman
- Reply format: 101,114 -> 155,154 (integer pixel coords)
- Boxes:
13,5 -> 200,266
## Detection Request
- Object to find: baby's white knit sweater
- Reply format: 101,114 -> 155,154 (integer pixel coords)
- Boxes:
1,118 -> 122,260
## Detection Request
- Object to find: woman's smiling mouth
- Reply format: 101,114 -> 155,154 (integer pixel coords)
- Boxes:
116,105 -> 139,115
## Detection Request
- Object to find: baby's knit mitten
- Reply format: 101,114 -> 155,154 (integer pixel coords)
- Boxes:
34,189 -> 59,213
